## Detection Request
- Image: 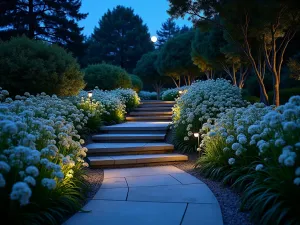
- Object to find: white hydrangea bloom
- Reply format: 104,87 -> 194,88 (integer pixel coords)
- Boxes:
41,178 -> 56,190
255,164 -> 264,171
228,158 -> 236,165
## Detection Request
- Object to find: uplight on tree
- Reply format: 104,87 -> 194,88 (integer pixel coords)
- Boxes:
151,36 -> 157,43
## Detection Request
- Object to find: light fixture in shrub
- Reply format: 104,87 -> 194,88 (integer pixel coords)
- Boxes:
88,91 -> 93,98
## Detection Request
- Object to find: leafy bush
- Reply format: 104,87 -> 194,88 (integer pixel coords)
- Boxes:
84,64 -> 131,90
197,96 -> 300,225
0,37 -> 85,96
138,91 -> 157,100
111,88 -> 140,111
268,87 -> 300,104
161,86 -> 189,101
0,92 -> 90,224
243,95 -> 260,103
172,79 -> 247,152
130,74 -> 143,92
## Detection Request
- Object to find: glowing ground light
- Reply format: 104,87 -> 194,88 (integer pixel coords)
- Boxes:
151,36 -> 157,43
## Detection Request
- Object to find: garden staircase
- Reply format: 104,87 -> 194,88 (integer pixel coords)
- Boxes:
86,100 -> 188,168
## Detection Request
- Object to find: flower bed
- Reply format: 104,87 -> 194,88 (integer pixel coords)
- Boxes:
172,79 -> 246,152
0,87 -> 139,224
197,96 -> 300,224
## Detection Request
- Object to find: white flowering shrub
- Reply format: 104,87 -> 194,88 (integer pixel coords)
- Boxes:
79,89 -> 126,124
161,86 -> 188,101
110,88 -> 140,111
0,91 -> 91,223
138,91 -> 157,100
172,79 -> 246,152
197,96 -> 300,225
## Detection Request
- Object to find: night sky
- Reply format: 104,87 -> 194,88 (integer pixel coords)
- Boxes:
79,0 -> 192,37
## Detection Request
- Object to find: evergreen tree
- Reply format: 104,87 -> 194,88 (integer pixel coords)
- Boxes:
156,18 -> 180,47
86,6 -> 154,72
0,0 -> 87,58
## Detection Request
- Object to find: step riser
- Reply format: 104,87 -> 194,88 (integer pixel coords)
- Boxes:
134,107 -> 173,111
126,116 -> 172,120
92,140 -> 165,143
87,150 -> 173,156
139,104 -> 174,108
88,155 -> 188,168
126,119 -> 172,122
141,101 -> 176,104
129,112 -> 172,116
102,130 -> 167,134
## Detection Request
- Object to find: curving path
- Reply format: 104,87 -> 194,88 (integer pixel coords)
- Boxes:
65,165 -> 223,225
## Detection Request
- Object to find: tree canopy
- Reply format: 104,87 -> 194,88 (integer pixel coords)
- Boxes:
85,5 -> 154,72
156,18 -> 180,47
0,0 -> 87,58
168,0 -> 300,106
156,31 -> 200,86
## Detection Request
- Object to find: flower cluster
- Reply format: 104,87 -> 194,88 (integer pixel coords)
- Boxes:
138,91 -> 157,100
200,96 -> 300,184
111,88 -> 140,110
172,79 -> 246,144
0,91 -> 89,206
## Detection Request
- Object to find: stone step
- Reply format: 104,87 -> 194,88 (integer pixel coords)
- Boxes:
139,104 -> 174,108
129,111 -> 172,116
134,107 -> 172,111
141,100 -> 176,104
87,153 -> 188,168
86,142 -> 174,155
126,116 -> 172,121
100,122 -> 170,134
92,133 -> 166,142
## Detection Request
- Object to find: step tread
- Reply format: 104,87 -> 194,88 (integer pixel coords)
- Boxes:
92,133 -> 166,141
86,142 -> 174,153
100,122 -> 170,131
126,116 -> 172,120
135,107 -> 173,111
88,153 -> 188,166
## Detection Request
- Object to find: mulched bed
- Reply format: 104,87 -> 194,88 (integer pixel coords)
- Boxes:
174,152 -> 254,225
83,168 -> 104,201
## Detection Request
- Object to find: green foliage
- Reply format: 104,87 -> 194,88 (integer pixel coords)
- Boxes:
244,95 -> 260,103
84,64 -> 132,90
288,53 -> 300,81
85,5 -> 154,72
130,74 -> 143,92
156,31 -> 200,85
134,51 -> 161,81
0,37 -> 85,96
268,88 -> 300,104
156,18 -> 180,47
0,0 -> 87,58
138,91 -> 157,100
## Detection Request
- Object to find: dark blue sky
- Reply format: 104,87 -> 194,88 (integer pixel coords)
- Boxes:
79,0 -> 192,37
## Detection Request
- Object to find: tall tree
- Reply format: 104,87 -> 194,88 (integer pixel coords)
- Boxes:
0,0 -> 87,58
86,6 -> 154,72
168,0 -> 300,106
133,51 -> 164,99
156,18 -> 180,47
156,31 -> 201,87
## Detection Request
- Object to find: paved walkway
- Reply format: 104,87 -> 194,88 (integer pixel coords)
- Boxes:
65,166 -> 223,225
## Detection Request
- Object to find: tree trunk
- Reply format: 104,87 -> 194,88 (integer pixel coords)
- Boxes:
258,78 -> 269,105
232,63 -> 237,86
153,81 -> 163,100
170,77 -> 179,88
273,75 -> 280,106
28,0 -> 35,39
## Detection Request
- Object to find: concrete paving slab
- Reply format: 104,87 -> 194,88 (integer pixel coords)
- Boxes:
128,183 -> 218,204
181,203 -> 223,225
126,174 -> 181,187
93,188 -> 128,201
101,177 -> 127,189
135,154 -> 187,163
88,156 -> 114,166
64,200 -> 186,225
104,166 -> 185,178
170,173 -> 204,185
100,122 -> 170,130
